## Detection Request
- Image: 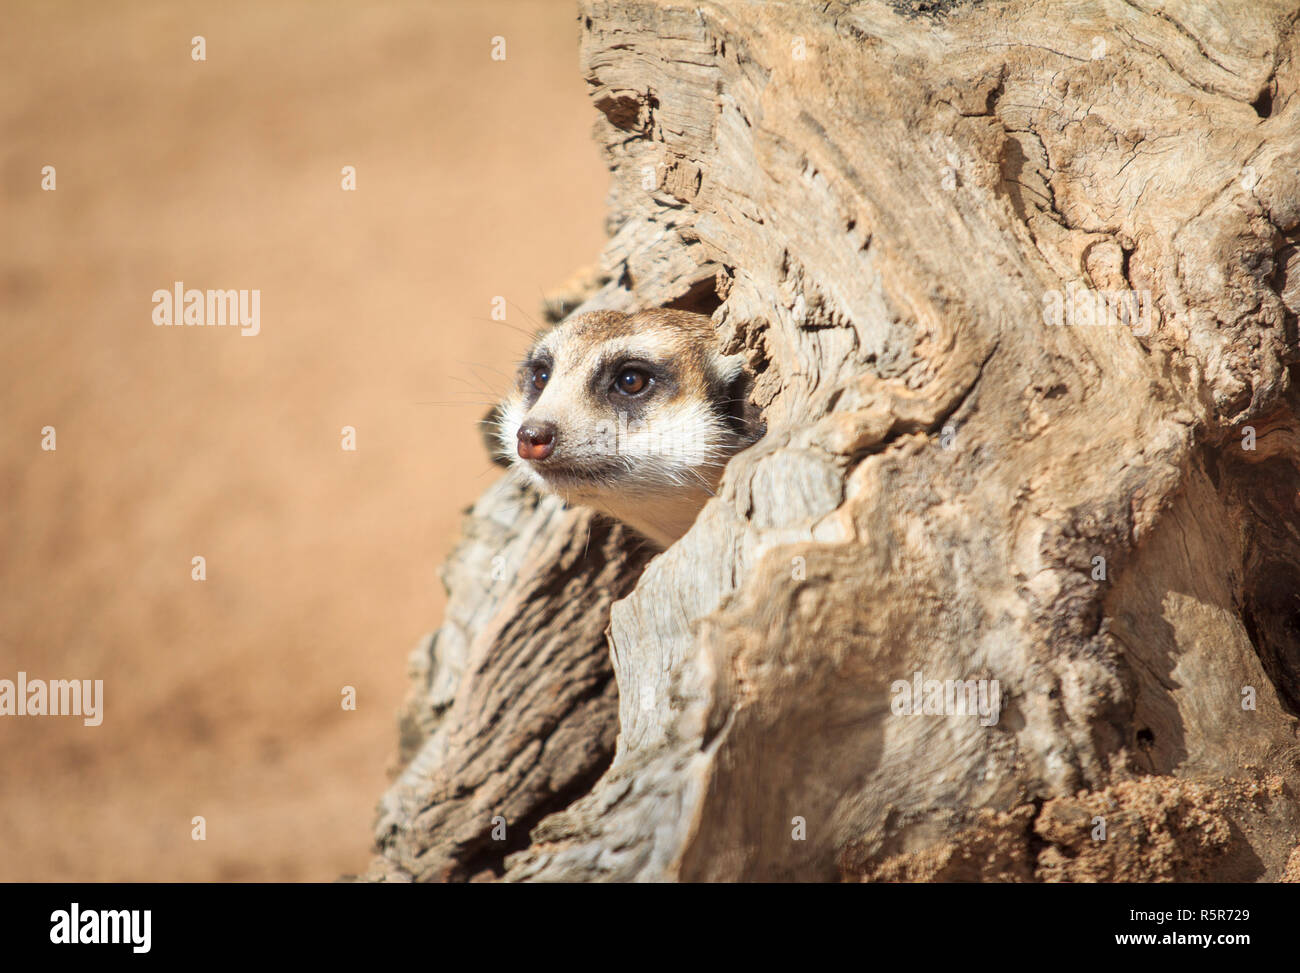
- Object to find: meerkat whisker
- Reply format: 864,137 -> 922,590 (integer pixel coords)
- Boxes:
469,315 -> 538,341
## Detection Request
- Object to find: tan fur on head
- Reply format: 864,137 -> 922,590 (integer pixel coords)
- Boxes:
496,308 -> 762,549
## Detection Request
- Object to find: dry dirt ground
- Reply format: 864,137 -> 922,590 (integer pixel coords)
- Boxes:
0,0 -> 606,881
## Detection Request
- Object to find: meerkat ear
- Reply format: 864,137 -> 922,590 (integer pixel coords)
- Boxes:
716,353 -> 766,446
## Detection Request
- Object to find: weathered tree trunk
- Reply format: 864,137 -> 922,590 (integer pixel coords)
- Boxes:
365,0 -> 1300,882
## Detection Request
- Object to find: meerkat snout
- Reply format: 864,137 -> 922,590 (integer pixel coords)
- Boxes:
495,307 -> 764,550
516,421 -> 557,461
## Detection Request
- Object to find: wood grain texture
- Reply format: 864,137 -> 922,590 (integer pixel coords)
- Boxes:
364,477 -> 653,881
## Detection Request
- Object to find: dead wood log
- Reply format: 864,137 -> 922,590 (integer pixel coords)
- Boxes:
367,0 -> 1300,882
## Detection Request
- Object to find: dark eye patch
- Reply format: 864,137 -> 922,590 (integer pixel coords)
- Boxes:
591,355 -> 672,411
613,366 -> 651,396
520,354 -> 553,403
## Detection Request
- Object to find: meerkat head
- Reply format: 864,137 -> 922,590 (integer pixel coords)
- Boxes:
496,308 -> 763,549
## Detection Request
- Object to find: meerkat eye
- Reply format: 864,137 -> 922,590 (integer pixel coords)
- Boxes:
531,366 -> 550,392
613,367 -> 651,396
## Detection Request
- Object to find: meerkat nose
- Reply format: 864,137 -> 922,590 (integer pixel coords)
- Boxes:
517,422 -> 557,461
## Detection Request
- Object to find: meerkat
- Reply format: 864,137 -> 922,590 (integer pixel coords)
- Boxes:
493,308 -> 763,550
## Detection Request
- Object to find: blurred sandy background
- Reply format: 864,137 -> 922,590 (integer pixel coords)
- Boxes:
0,0 -> 606,880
